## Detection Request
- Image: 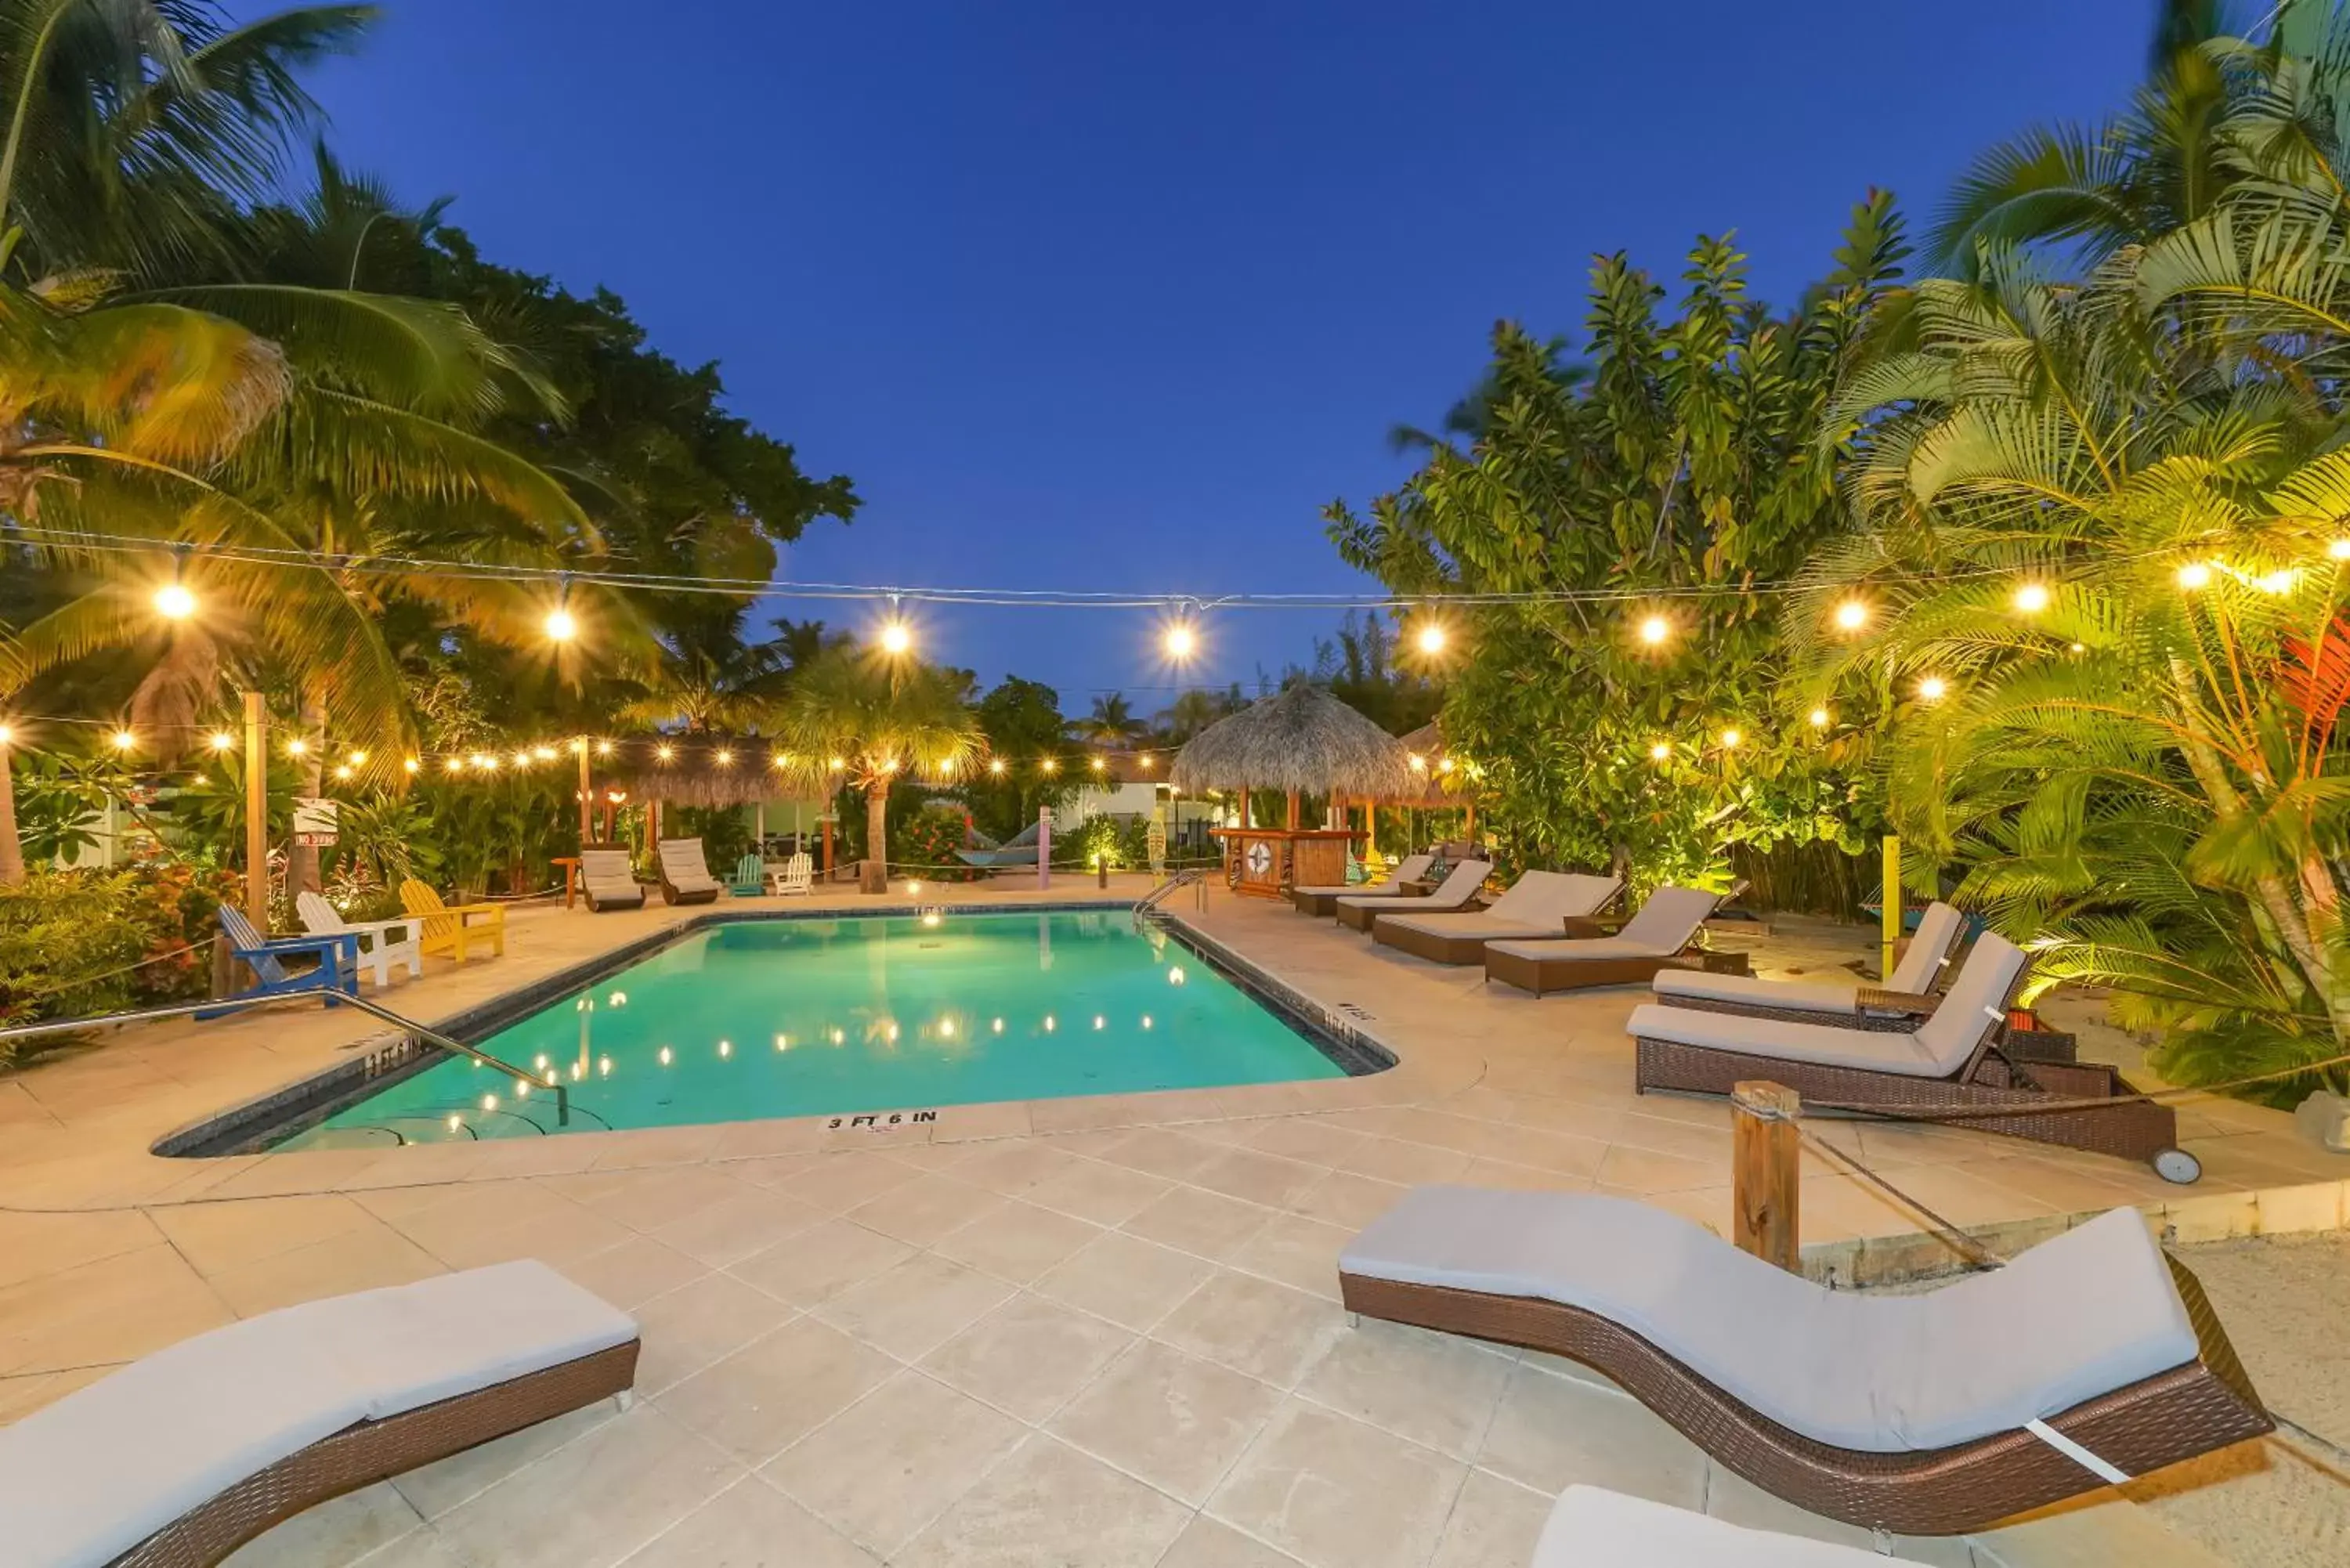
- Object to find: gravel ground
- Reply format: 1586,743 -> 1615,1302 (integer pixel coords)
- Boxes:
2121,1232 -> 2350,1565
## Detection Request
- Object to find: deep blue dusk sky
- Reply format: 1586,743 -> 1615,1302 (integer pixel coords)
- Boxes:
295,1 -> 2155,710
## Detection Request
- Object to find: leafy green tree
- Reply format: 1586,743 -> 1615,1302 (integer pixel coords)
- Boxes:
1329,197 -> 1909,891
971,676 -> 1075,840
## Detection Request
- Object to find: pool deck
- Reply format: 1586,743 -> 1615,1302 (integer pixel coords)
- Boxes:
3,877 -> 2343,1566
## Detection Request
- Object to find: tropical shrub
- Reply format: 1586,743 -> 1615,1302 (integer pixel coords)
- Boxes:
0,859 -> 243,1049
891,805 -> 982,882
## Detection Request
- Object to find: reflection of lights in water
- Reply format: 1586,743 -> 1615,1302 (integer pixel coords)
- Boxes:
574,997 -> 588,1013
534,1054 -> 550,1070
1167,966 -> 1187,985
598,1056 -> 613,1076
991,1017 -> 1004,1033
609,990 -> 627,1006
514,1081 -> 530,1099
446,1115 -> 462,1132
1092,1014 -> 1105,1031
718,1039 -> 732,1057
481,1094 -> 498,1111
884,1022 -> 900,1042
570,1061 -> 585,1082
1043,1015 -> 1057,1032
775,1034 -> 790,1051
920,912 -> 941,928
939,1017 -> 956,1038
1141,1014 -> 1153,1030
830,1028 -> 846,1046
658,1046 -> 673,1066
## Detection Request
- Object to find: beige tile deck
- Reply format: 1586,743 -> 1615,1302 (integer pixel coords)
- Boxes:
0,879 -> 2331,1563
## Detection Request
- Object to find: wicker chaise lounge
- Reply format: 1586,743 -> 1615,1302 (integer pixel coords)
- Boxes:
1630,932 -> 2199,1180
1290,852 -> 1432,917
656,836 -> 724,905
1371,871 -> 1624,965
0,1260 -> 640,1568
1653,901 -> 1965,1027
1335,858 -> 1491,931
579,847 -> 646,912
1483,886 -> 1735,995
1338,1188 -> 2269,1536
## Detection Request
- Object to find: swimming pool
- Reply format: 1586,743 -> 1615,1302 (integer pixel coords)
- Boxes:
275,911 -> 1364,1147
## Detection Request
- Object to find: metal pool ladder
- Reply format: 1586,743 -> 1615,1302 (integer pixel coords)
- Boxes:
1133,868 -> 1207,929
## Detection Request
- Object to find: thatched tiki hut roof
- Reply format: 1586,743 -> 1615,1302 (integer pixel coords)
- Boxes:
1170,685 -> 1413,800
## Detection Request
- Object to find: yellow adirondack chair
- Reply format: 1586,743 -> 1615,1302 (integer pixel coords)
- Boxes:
399,878 -> 507,962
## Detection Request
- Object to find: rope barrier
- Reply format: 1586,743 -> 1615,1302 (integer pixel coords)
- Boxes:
3,935 -> 219,1002
1800,1040 -> 2350,1124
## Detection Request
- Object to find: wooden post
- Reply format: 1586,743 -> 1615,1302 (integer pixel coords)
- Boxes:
1880,834 -> 1902,981
1036,805 -> 1050,890
1731,1081 -> 1801,1271
241,692 -> 268,932
821,815 -> 834,877
577,740 -> 593,846
1285,789 -> 1300,829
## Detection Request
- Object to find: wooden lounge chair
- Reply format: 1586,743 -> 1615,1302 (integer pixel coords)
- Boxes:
768,850 -> 814,895
1372,872 -> 1625,964
578,847 -> 645,912
1338,1187 -> 2270,1536
1652,901 -> 1966,1027
0,1259 -> 640,1568
1336,858 -> 1491,931
294,891 -> 421,987
656,836 -> 723,905
1533,1486 -> 1908,1565
398,878 -> 506,962
1630,934 -> 2198,1180
726,852 -> 766,897
200,905 -> 358,1018
1290,852 -> 1432,917
1483,886 -> 1738,995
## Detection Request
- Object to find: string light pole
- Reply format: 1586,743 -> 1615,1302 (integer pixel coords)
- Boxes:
243,693 -> 269,933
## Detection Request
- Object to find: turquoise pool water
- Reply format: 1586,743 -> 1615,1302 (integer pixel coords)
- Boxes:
279,912 -> 1349,1147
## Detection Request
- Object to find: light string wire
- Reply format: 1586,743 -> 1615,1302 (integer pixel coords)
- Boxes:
1,524 -> 2184,609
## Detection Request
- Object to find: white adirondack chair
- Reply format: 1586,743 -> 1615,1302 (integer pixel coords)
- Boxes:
768,851 -> 813,896
295,891 -> 423,986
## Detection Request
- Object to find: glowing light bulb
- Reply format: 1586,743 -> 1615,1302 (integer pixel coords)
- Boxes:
1719,728 -> 1743,749
880,620 -> 912,656
110,728 -> 136,751
2331,538 -> 2350,562
714,749 -> 733,765
444,757 -> 464,773
1637,615 -> 1671,646
1091,757 -> 1106,772
403,757 -> 420,774
533,745 -> 555,761
2176,562 -> 2213,591
334,763 -> 354,780
208,732 -> 234,752
2012,582 -> 2051,614
989,757 -> 1007,775
1042,757 -> 1058,774
656,744 -> 674,762
1917,675 -> 1949,702
828,756 -> 846,771
1648,741 -> 1672,761
596,739 -> 615,756
2255,569 -> 2296,594
286,738 -> 308,756
544,607 -> 577,642
1832,600 -> 1869,632
0,724 -> 13,745
1808,708 -> 1831,729
1163,623 -> 1197,661
1415,623 -> 1448,656
154,582 -> 197,620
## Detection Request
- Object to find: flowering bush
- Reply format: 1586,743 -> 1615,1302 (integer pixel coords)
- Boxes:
0,858 -> 242,1056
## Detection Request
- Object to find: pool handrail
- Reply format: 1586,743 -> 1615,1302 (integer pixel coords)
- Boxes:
0,990 -> 570,1125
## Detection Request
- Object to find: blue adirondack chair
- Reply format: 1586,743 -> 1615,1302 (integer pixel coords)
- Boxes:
198,905 -> 360,1018
727,853 -> 765,898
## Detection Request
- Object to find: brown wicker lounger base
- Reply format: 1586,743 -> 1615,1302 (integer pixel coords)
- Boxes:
1655,993 -> 1923,1031
1374,922 -> 1564,965
1635,1037 -> 2193,1176
1485,946 -> 1750,995
1336,899 -> 1407,932
1336,1271 -> 2265,1535
112,1339 -> 641,1568
1294,888 -> 1419,916
660,879 -> 720,905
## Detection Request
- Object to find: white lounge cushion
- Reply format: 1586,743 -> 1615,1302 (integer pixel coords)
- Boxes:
1484,885 -> 1719,964
1340,1189 -> 2197,1454
1626,1003 -> 1956,1074
1653,969 -> 1864,1014
1338,859 -> 1490,912
1888,902 -> 1966,994
580,849 -> 645,905
1534,1485 -> 1892,1566
1480,870 -> 1621,923
0,1260 -> 635,1568
1378,911 -> 1571,941
656,837 -> 721,889
1489,934 -> 1680,963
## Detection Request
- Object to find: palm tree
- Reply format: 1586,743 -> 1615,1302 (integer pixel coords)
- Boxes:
777,645 -> 980,893
1806,172 -> 2350,1093
1074,692 -> 1142,747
